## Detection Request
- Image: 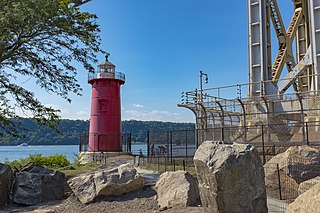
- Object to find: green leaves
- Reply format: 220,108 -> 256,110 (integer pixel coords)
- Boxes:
5,153 -> 71,169
0,0 -> 103,136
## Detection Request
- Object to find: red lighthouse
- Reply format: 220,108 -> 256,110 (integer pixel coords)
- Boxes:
88,53 -> 125,152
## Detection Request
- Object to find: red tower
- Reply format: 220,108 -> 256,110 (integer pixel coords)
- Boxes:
88,53 -> 125,152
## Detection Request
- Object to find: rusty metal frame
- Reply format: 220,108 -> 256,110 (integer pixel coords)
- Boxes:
214,99 -> 225,141
237,98 -> 247,142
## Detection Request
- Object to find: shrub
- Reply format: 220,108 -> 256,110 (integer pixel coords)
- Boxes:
5,154 -> 70,169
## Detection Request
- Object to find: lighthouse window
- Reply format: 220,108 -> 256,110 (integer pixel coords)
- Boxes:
99,99 -> 109,112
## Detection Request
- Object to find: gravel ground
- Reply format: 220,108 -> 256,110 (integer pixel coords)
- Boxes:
2,187 -> 203,213
1,155 -> 203,213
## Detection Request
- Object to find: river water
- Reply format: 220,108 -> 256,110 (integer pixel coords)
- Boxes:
0,144 -> 147,163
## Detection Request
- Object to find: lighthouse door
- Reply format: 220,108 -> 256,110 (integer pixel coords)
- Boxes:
98,134 -> 108,151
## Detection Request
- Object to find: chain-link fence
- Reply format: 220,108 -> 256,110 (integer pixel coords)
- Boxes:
264,156 -> 320,212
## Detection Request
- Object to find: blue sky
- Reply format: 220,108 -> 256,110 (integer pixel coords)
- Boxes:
20,0 -> 293,122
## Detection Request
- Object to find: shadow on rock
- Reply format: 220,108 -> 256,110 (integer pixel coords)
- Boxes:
93,187 -> 156,202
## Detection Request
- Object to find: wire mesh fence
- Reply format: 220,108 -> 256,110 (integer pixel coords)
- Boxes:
264,155 -> 320,212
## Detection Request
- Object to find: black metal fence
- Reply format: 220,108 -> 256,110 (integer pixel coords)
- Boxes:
196,121 -> 320,164
264,157 -> 320,213
197,121 -> 320,145
146,129 -> 196,161
79,127 -> 320,213
79,133 -> 132,153
137,155 -> 194,174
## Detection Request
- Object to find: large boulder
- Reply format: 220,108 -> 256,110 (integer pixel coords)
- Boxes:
68,163 -> 144,204
155,171 -> 200,210
193,141 -> 267,213
264,146 -> 320,199
12,166 -> 65,205
0,163 -> 13,207
265,146 -> 320,183
286,182 -> 320,213
298,176 -> 320,195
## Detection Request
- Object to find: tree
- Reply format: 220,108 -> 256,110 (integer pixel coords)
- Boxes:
0,0 -> 102,136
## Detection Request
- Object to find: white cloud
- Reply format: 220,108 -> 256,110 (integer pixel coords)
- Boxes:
133,104 -> 144,108
123,109 -> 194,122
75,110 -> 90,120
14,108 -> 33,118
46,104 -> 89,120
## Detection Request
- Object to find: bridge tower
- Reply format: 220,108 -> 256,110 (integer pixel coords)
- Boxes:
248,0 -> 320,97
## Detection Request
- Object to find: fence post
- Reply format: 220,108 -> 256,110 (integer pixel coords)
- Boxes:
277,163 -> 282,200
185,130 -> 188,160
306,122 -> 309,146
221,127 -> 224,141
170,131 -> 173,163
79,134 -> 82,152
129,133 -> 132,152
272,144 -> 276,155
261,125 -> 266,164
164,158 -> 167,171
147,130 -> 150,158
196,129 -> 199,148
173,159 -> 176,171
166,131 -> 169,162
183,160 -> 186,171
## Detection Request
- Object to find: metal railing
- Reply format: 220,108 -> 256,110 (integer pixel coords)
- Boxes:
146,130 -> 196,161
88,71 -> 125,82
79,133 -> 132,153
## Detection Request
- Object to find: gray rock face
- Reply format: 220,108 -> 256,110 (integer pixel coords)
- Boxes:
155,171 -> 200,210
12,166 -> 65,205
0,163 -> 13,207
265,146 -> 320,184
193,141 -> 267,213
264,146 -> 320,199
68,163 -> 144,204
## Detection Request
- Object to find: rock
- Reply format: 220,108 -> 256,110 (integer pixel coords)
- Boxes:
68,163 -> 144,204
286,182 -> 320,213
12,166 -> 65,205
265,146 -> 320,184
298,176 -> 320,195
155,171 -> 199,210
0,163 -> 13,207
193,141 -> 267,213
264,146 -> 320,199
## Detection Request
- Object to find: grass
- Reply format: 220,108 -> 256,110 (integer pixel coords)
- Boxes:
4,153 -> 100,177
4,154 -> 70,169
59,163 -> 100,177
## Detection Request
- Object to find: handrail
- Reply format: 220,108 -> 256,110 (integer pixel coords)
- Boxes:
88,71 -> 125,82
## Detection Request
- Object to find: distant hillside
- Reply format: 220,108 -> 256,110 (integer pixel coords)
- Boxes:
0,118 -> 194,146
